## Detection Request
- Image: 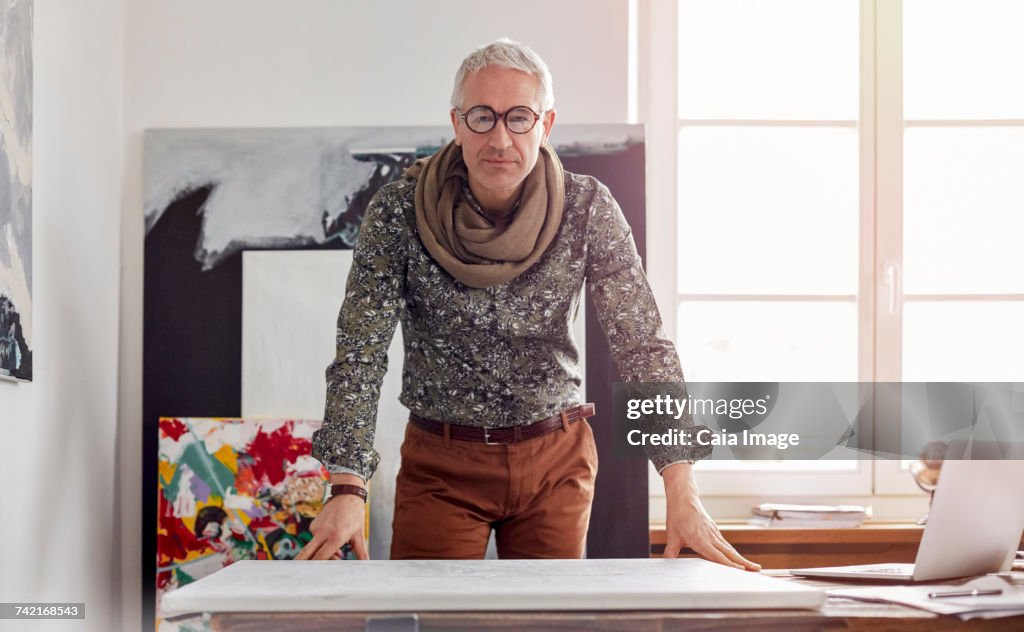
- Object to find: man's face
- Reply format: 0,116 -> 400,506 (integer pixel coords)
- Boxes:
450,66 -> 556,201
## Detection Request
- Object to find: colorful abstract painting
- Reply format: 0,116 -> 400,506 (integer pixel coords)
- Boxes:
0,0 -> 33,382
156,417 -> 366,631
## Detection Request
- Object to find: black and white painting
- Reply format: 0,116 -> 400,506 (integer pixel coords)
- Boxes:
0,0 -> 33,382
142,124 -> 648,623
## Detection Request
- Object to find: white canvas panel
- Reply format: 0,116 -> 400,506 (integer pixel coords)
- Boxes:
242,250 -> 406,559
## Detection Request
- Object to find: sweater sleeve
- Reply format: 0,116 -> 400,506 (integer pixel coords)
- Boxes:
311,183 -> 408,481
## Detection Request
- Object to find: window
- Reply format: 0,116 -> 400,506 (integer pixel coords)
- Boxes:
638,0 -> 1024,519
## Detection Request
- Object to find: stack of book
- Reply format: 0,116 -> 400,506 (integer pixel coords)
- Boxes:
749,503 -> 870,528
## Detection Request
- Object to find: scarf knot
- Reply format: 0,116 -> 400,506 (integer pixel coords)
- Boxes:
408,141 -> 565,288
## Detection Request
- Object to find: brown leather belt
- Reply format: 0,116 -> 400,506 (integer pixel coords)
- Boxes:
409,403 -> 596,445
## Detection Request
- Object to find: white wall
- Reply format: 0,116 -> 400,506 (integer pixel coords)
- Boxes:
0,1 -> 124,631
120,1 -> 630,629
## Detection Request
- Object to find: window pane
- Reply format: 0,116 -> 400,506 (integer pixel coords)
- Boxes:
903,302 -> 1024,381
678,0 -> 858,119
677,301 -> 858,381
905,0 -> 1024,119
678,127 -> 858,294
904,128 -> 1024,294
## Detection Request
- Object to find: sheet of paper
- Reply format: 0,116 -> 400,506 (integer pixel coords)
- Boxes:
829,576 -> 1024,616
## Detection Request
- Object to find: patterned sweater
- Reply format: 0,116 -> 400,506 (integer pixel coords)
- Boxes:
311,172 -> 710,481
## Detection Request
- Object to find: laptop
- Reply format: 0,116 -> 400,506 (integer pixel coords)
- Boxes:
791,457 -> 1024,582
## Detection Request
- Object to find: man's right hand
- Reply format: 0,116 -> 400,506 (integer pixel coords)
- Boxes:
296,479 -> 369,561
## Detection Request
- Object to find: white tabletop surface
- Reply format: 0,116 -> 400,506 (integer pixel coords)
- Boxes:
161,558 -> 824,615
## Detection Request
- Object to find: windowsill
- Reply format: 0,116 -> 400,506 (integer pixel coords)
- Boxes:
651,520 -> 925,541
649,493 -> 932,524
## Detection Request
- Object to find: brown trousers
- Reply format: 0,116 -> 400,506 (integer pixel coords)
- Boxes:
390,415 -> 599,559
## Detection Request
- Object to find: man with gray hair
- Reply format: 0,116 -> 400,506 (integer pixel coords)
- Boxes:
298,38 -> 757,569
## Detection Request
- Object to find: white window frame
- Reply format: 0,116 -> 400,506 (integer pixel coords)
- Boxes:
872,0 -> 919,496
637,0 -> 932,520
872,0 -> 1024,494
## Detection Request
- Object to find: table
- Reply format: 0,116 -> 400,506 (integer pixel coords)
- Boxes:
202,571 -> 1024,631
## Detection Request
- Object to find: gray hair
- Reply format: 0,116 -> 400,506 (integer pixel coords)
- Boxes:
450,38 -> 555,112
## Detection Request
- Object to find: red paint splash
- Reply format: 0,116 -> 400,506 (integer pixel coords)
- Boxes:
246,516 -> 276,531
157,489 -> 206,564
156,570 -> 172,591
234,464 -> 259,496
160,418 -> 189,441
247,423 -> 312,486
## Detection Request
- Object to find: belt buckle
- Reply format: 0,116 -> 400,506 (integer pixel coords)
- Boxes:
483,427 -> 497,445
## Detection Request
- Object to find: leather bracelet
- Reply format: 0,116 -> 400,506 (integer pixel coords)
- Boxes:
329,484 -> 367,503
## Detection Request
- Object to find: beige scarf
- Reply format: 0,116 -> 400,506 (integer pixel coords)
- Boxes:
407,140 -> 565,288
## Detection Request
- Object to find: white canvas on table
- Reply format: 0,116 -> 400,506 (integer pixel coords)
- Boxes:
161,558 -> 825,615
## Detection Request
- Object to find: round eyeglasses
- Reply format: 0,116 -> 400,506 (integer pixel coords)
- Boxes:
458,105 -> 542,134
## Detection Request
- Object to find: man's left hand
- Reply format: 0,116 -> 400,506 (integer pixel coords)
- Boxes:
661,463 -> 761,571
